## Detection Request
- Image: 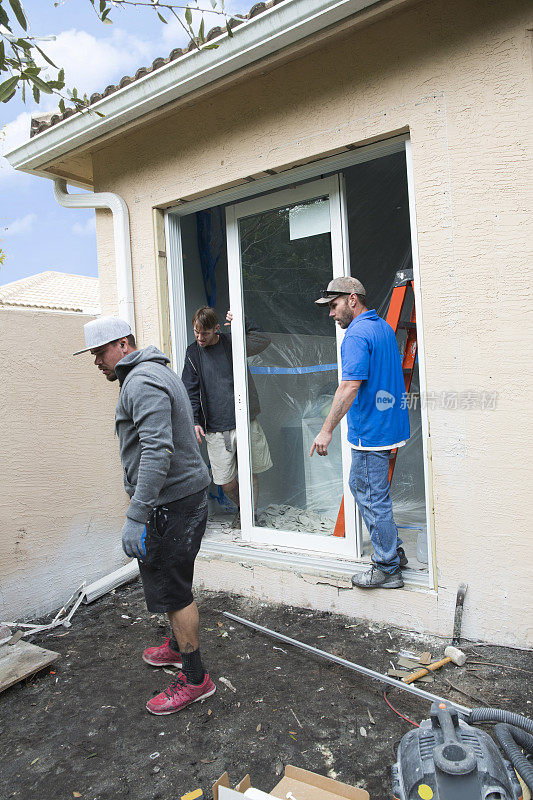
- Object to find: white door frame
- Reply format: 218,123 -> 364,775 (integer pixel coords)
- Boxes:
162,136 -> 435,585
226,176 -> 358,557
164,212 -> 188,373
405,138 -> 436,588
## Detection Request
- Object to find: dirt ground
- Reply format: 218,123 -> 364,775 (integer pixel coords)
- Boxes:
1,582 -> 531,800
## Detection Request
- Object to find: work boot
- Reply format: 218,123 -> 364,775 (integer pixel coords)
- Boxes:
142,637 -> 182,668
372,546 -> 408,568
230,510 -> 241,529
351,566 -> 404,589
146,671 -> 216,715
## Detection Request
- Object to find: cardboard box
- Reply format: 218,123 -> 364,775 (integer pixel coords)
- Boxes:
213,765 -> 369,800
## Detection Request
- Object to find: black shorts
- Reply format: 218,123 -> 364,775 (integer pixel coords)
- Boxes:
138,488 -> 208,613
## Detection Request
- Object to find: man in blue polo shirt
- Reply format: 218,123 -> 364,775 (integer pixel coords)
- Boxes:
310,276 -> 410,589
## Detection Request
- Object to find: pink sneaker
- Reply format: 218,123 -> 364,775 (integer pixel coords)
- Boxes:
142,637 -> 182,668
146,672 -> 216,715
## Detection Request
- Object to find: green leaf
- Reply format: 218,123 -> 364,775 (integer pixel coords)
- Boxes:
99,0 -> 106,12
210,0 -> 217,8
32,83 -> 39,103
0,4 -> 11,29
0,41 -> 5,66
203,43 -> 219,49
9,0 -> 27,31
0,75 -> 19,102
198,16 -> 205,42
226,20 -> 234,37
58,98 -> 65,113
157,11 -> 167,23
27,74 -> 54,94
58,68 -> 64,83
33,44 -> 59,69
185,6 -> 192,25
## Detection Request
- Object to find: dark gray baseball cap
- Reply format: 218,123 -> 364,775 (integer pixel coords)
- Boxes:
315,276 -> 366,305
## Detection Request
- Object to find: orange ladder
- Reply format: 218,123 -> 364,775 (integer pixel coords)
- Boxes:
333,269 -> 417,536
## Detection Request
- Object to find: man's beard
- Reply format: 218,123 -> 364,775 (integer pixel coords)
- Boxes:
337,307 -> 353,328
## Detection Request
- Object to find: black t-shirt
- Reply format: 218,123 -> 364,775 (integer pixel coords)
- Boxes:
198,338 -> 236,432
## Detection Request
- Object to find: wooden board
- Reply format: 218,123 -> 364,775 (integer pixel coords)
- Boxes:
0,640 -> 60,692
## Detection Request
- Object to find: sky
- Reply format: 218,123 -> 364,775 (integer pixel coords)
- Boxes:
0,0 -> 248,287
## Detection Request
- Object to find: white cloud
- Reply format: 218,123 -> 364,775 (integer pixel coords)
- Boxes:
39,28 -> 155,97
2,213 -> 37,236
0,112 -> 34,183
72,216 -> 96,236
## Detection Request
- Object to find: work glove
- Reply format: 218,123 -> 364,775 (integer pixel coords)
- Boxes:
121,518 -> 147,560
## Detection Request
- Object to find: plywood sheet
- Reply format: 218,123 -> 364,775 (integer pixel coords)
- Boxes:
0,640 -> 60,692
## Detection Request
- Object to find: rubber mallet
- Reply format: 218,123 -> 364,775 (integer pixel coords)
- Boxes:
402,645 -> 467,684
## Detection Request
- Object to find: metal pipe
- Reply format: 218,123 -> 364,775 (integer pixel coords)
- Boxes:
53,179 -> 135,332
223,611 -> 471,716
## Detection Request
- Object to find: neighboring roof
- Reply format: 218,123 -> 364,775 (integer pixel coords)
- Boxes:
30,0 -> 278,137
5,0 -> 395,181
0,272 -> 100,314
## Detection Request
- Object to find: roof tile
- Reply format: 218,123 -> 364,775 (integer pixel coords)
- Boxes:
30,0 -> 280,137
0,271 -> 101,314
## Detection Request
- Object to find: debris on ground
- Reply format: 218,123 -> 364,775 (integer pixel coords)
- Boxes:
0,585 -> 531,799
1,583 -> 86,639
256,504 -> 335,534
0,639 -> 60,693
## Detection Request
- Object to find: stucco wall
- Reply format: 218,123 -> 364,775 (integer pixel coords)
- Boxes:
0,309 -> 128,621
90,0 -> 532,646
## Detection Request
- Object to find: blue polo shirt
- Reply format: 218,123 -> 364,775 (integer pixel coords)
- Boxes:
341,310 -> 410,448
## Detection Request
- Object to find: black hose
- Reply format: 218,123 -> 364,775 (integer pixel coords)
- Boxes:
468,708 -> 533,793
469,707 -> 533,734
494,723 -> 533,793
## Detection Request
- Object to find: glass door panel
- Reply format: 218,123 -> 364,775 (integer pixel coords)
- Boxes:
226,178 -> 356,555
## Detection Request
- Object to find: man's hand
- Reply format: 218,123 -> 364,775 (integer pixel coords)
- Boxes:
122,518 -> 147,559
310,429 -> 333,457
224,310 -> 233,326
194,424 -> 205,444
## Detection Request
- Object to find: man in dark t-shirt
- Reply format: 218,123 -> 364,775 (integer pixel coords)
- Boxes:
182,306 -> 272,524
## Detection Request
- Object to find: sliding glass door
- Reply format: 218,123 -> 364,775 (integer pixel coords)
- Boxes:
225,177 -> 357,555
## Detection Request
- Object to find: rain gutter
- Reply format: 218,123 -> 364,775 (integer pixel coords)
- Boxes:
53,179 -> 135,330
6,0 -> 393,176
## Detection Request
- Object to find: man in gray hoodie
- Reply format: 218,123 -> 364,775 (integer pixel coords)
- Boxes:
74,316 -> 215,715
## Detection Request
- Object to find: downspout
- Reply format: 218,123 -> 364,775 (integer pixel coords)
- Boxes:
53,179 -> 135,332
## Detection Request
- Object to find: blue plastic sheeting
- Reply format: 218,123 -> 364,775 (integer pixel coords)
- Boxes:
249,363 -> 337,375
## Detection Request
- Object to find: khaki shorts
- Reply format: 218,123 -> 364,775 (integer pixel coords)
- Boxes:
205,419 -> 273,486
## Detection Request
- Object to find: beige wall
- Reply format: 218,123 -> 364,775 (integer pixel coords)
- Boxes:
90,0 -> 532,646
0,309 -> 128,621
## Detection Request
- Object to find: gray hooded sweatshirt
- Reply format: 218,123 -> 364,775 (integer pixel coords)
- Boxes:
114,346 -> 210,525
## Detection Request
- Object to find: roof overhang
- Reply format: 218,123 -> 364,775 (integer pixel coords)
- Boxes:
5,0 -> 410,179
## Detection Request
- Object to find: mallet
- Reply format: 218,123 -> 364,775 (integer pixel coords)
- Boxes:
402,645 -> 467,684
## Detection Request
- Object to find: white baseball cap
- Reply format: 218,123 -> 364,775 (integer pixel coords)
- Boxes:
73,316 -> 132,355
